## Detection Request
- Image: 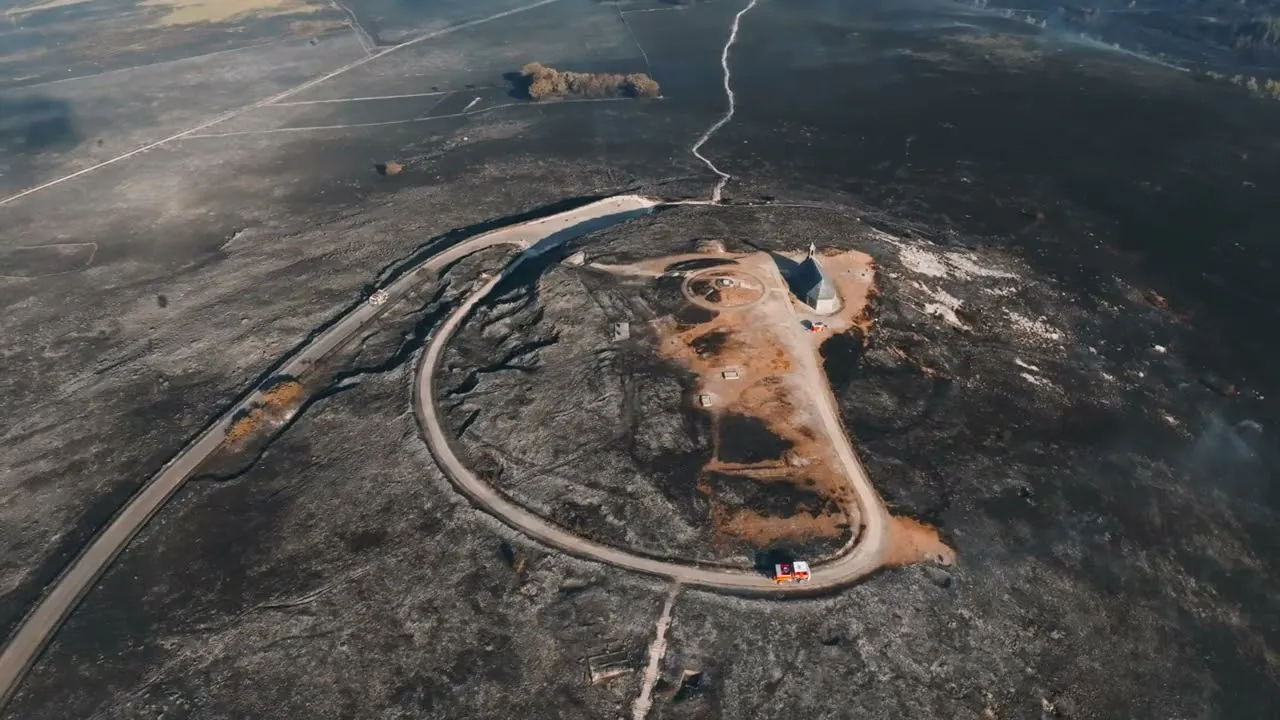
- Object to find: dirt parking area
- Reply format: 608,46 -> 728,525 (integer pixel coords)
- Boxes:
619,247 -> 878,556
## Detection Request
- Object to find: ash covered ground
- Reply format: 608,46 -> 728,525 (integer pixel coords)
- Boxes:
2,0 -> 1279,718
442,253 -> 724,563
442,222 -> 856,567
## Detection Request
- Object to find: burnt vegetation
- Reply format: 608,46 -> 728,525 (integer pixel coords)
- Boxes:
716,414 -> 793,465
515,62 -> 660,101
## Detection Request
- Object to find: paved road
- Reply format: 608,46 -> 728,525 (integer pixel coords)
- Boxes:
0,194 -> 660,710
0,192 -> 891,709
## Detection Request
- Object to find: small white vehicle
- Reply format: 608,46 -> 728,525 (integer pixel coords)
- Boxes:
368,289 -> 389,306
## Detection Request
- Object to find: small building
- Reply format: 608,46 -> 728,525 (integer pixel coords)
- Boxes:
613,322 -> 630,341
790,243 -> 838,314
586,650 -> 634,685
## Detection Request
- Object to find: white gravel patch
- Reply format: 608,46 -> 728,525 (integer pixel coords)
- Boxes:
899,245 -> 949,277
1006,311 -> 1065,344
946,252 -> 1017,280
1014,358 -> 1042,372
869,228 -> 1016,280
924,302 -> 966,328
914,281 -> 968,329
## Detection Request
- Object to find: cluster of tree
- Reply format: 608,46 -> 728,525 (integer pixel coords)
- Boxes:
225,408 -> 264,445
1231,14 -> 1280,51
520,62 -> 660,101
261,379 -> 304,409
223,378 -> 306,446
1239,74 -> 1280,99
1206,70 -> 1280,100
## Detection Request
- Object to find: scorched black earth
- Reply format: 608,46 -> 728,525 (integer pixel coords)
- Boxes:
1,0 -> 1278,718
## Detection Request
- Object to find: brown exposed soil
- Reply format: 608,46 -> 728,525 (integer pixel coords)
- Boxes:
882,516 -> 956,567
639,249 -> 878,554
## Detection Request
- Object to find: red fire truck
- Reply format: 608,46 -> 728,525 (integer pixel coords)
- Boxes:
773,561 -> 812,583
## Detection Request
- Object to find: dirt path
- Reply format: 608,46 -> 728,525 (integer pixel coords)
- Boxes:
631,585 -> 680,720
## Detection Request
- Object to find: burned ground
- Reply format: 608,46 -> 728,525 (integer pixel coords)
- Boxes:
441,260 -> 728,563
515,199 -> 1280,717
6,342 -> 671,719
3,0 -> 1279,717
716,414 -> 792,464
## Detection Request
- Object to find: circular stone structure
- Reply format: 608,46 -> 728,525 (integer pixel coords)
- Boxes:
682,266 -> 766,310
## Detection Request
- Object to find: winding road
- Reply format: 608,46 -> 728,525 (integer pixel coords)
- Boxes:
0,194 -> 890,710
